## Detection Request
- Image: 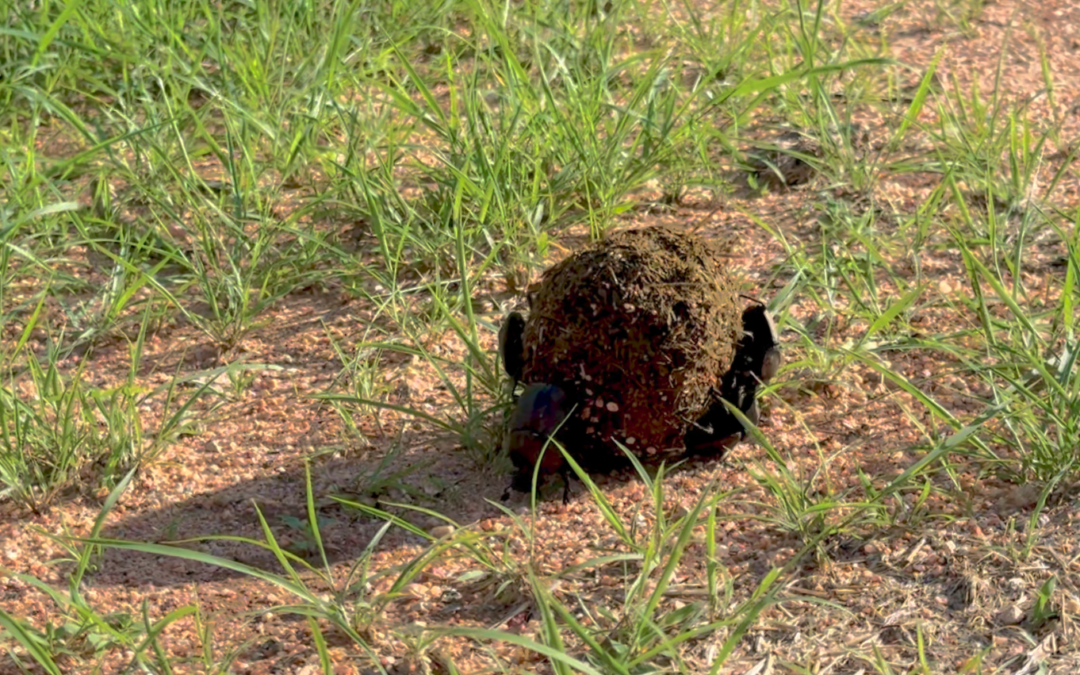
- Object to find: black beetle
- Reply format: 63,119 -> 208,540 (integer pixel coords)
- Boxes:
684,302 -> 781,456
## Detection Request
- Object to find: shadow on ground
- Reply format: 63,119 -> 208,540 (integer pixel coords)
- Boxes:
89,433 -> 745,589
90,433 -> 507,587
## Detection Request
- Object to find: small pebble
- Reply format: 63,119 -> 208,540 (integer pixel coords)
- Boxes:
429,525 -> 455,539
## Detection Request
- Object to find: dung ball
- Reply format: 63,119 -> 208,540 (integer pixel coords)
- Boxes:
518,225 -> 741,467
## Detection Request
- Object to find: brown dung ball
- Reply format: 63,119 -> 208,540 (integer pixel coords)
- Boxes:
518,225 -> 741,467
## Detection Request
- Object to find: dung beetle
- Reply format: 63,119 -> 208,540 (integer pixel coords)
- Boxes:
685,302 -> 781,456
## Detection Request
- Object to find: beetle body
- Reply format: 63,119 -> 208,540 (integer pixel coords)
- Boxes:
685,302 -> 781,456
502,383 -> 572,502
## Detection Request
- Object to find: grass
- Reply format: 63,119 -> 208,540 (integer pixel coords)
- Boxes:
1,0 -> 1079,672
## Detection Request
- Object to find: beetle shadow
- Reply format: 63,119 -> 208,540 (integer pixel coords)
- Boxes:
88,432 -> 521,589
86,429 -> 750,591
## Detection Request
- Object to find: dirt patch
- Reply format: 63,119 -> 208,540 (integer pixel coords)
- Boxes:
520,225 -> 742,466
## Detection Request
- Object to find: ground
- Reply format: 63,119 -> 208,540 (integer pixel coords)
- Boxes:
3,0 -> 1080,673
